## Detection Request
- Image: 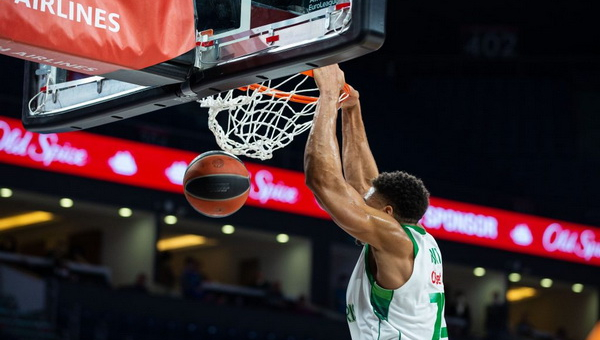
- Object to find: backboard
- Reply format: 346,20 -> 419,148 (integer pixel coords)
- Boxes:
22,0 -> 386,133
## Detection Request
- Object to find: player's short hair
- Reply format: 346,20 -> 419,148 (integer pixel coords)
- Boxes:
372,171 -> 430,223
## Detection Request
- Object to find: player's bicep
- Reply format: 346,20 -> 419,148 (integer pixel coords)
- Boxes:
311,182 -> 393,247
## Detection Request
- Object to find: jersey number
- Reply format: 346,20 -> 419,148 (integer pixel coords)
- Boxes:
429,292 -> 447,340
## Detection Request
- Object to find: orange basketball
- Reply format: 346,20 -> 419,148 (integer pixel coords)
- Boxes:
183,151 -> 250,218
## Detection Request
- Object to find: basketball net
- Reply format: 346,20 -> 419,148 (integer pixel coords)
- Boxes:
199,71 -> 349,160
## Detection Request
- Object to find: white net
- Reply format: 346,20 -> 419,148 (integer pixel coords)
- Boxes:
199,73 -> 320,160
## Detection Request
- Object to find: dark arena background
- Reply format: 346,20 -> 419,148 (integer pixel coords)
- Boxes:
1,0 -> 600,339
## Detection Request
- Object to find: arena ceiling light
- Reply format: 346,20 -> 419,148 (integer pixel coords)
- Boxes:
276,234 -> 290,243
506,287 -> 537,302
59,198 -> 74,208
118,208 -> 133,217
0,211 -> 55,231
473,267 -> 486,277
221,224 -> 235,234
572,283 -> 584,293
0,188 -> 13,198
156,234 -> 216,251
540,278 -> 553,288
163,215 -> 178,225
508,272 -> 522,283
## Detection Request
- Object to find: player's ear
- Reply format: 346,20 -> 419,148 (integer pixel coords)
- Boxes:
383,205 -> 393,216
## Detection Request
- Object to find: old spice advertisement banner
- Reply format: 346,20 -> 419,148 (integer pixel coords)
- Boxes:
0,116 -> 598,266
0,116 -> 329,219
0,0 -> 196,74
423,198 -> 600,267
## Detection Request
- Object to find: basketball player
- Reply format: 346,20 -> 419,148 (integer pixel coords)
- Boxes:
304,64 -> 448,339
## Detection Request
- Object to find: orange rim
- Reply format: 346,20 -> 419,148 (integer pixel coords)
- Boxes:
238,70 -> 351,104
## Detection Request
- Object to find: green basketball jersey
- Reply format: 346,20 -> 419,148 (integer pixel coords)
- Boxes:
345,224 -> 448,340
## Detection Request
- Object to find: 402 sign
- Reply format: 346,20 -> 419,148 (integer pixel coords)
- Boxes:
462,25 -> 518,59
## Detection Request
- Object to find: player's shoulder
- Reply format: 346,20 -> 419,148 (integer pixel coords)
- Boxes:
400,223 -> 428,240
402,224 -> 442,250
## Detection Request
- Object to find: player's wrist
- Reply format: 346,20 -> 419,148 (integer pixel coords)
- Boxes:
342,103 -> 359,112
319,90 -> 341,101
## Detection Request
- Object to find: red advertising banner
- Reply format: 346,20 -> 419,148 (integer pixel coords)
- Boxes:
423,198 -> 600,267
0,0 -> 196,74
0,116 -> 328,219
0,116 -> 598,266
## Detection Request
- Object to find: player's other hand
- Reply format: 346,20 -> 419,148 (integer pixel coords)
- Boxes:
314,64 -> 346,98
341,84 -> 359,109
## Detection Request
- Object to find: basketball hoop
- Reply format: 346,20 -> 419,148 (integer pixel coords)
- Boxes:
199,70 -> 349,160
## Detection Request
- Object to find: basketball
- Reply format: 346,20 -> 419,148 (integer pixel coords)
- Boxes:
183,151 -> 251,218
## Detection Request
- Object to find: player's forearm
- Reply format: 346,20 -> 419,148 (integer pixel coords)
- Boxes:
342,102 -> 379,194
304,96 -> 344,190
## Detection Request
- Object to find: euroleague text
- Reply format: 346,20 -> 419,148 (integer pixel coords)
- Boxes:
12,0 -> 121,33
307,0 -> 337,11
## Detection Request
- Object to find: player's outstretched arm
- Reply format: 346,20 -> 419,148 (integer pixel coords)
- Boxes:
304,65 -> 346,201
304,65 -> 411,253
341,86 -> 379,195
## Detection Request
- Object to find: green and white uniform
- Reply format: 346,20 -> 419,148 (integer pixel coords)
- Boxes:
346,224 -> 447,340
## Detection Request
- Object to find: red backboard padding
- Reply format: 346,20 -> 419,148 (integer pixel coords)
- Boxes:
0,0 -> 196,74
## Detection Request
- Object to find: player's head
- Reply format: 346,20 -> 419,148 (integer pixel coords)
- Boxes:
366,171 -> 430,224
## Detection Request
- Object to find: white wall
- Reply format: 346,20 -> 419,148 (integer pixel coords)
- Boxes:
216,239 -> 312,300
260,240 -> 311,299
101,215 -> 156,287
